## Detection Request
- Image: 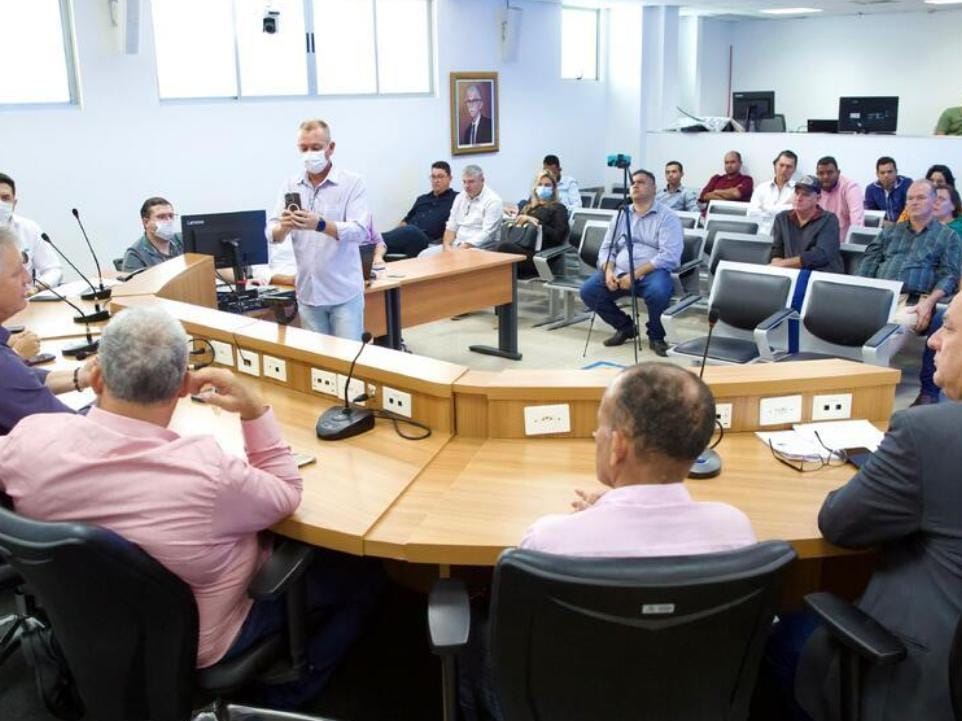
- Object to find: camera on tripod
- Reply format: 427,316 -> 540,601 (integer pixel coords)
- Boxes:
606,153 -> 632,169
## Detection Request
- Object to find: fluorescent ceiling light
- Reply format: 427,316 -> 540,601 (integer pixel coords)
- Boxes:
924,0 -> 962,5
760,7 -> 823,13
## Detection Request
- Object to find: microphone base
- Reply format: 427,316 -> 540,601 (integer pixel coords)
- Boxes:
315,406 -> 375,441
74,310 -> 110,324
688,448 -> 722,479
62,338 -> 100,357
80,288 -> 112,301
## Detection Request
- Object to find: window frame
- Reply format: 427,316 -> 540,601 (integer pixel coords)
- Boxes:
560,5 -> 601,82
0,0 -> 81,110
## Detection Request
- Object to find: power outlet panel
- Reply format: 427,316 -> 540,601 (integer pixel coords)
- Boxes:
715,402 -> 733,430
209,339 -> 234,367
336,374 -> 370,405
383,387 -> 412,418
262,355 -> 287,383
523,403 -> 572,436
236,348 -> 260,377
759,395 -> 803,426
812,393 -> 853,421
310,369 -> 338,396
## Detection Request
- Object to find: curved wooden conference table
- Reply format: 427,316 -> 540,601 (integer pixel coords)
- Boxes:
8,255 -> 900,591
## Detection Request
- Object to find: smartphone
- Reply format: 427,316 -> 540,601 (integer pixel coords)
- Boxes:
284,192 -> 302,212
25,352 -> 55,366
292,451 -> 316,467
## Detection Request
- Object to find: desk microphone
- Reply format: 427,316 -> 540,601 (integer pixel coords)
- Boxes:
32,278 -> 100,357
71,208 -> 110,300
39,233 -> 110,323
316,332 -> 375,441
690,307 -> 722,479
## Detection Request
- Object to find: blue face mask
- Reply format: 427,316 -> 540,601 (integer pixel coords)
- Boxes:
535,186 -> 553,201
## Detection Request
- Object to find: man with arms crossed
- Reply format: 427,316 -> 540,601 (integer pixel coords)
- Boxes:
268,119 -> 370,340
698,151 -> 754,207
419,164 -> 502,256
0,306 -> 380,707
579,169 -> 682,355
796,291 -> 962,721
381,161 -> 458,258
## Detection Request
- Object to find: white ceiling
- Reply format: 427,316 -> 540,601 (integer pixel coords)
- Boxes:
553,0 -> 962,20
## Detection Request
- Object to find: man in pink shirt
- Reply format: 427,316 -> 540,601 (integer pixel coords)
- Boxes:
521,362 -> 756,555
0,306 -> 381,708
815,156 -> 864,245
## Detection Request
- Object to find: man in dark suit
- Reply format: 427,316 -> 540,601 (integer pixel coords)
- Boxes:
795,291 -> 962,721
461,84 -> 493,145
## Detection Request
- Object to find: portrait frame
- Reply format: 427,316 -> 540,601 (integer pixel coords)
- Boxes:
450,71 -> 499,156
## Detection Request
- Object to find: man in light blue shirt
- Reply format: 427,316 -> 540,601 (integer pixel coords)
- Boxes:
267,119 -> 370,340
543,154 -> 582,213
579,169 -> 683,355
655,161 -> 698,213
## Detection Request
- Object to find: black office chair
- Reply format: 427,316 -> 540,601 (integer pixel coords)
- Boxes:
707,232 -> 773,276
757,114 -> 786,132
672,229 -> 706,298
112,258 -> 124,271
566,208 -> 616,249
840,243 -> 865,275
0,505 -> 326,721
703,218 -> 760,256
540,221 -> 608,329
0,562 -> 36,670
598,194 -> 624,210
429,541 -> 796,721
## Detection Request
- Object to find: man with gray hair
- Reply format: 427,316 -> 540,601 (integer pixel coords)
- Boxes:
0,227 -> 95,434
419,164 -> 503,257
0,306 -> 382,705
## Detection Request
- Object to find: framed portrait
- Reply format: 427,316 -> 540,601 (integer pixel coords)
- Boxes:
450,71 -> 499,156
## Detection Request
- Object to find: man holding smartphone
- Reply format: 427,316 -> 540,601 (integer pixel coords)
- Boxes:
266,119 -> 370,340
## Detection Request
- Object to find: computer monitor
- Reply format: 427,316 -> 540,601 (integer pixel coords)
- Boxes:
181,210 -> 269,280
732,91 -> 775,129
837,97 -> 899,134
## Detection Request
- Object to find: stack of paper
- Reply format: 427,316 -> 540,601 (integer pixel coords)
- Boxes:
756,419 -> 884,460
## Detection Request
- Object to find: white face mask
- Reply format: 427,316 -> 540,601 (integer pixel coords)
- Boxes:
0,201 -> 13,224
154,219 -> 177,241
303,150 -> 330,175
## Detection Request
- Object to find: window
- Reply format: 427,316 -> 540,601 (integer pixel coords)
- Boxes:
561,7 -> 599,81
151,0 -> 433,100
0,0 -> 77,105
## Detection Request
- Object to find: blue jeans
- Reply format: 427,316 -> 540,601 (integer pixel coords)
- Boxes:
919,307 -> 944,398
579,268 -> 674,341
222,547 -> 384,709
382,225 -> 433,258
299,292 -> 364,340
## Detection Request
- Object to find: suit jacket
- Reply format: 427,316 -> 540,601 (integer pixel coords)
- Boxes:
796,403 -> 962,721
461,115 -> 493,145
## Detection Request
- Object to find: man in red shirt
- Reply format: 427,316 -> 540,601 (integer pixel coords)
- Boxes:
698,151 -> 754,207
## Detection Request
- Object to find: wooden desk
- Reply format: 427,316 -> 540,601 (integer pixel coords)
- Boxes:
8,296 -> 109,340
368,250 -> 523,359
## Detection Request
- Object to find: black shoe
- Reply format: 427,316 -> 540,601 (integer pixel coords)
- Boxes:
603,327 -> 636,347
650,339 -> 669,357
911,392 -> 939,407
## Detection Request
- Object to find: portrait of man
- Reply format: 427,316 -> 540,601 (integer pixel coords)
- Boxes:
450,72 -> 499,155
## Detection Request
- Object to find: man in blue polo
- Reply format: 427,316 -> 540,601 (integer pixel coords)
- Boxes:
864,156 -> 911,226
579,169 -> 682,356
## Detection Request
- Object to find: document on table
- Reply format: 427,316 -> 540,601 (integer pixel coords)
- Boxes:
756,420 -> 884,460
756,430 -> 830,461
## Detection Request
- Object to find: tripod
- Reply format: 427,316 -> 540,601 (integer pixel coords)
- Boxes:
583,164 -> 643,364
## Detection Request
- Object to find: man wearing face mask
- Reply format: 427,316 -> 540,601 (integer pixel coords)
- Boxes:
121,197 -> 184,271
0,172 -> 62,293
267,119 -> 370,340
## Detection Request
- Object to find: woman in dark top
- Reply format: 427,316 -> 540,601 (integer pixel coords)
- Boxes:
513,170 -> 570,249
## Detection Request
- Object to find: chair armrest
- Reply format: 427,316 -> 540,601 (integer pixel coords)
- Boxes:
753,307 -> 798,361
428,578 -> 470,656
674,258 -> 702,276
804,592 -> 906,666
534,245 -> 571,261
865,322 -> 902,349
663,293 -> 702,318
862,323 -> 904,366
247,540 -> 315,601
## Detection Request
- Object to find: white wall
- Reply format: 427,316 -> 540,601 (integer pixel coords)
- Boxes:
728,9 -> 962,136
2,0 -> 607,272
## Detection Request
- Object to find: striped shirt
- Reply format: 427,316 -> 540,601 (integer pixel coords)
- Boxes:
858,218 -> 961,296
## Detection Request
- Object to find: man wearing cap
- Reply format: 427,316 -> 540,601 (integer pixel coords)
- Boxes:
769,175 -> 843,274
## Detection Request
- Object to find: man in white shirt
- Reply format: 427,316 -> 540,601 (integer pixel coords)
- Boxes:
419,165 -> 503,257
0,172 -> 62,293
749,150 -> 798,234
543,154 -> 582,213
266,119 -> 370,340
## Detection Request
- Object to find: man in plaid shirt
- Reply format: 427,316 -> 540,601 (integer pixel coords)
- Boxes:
859,179 -> 961,405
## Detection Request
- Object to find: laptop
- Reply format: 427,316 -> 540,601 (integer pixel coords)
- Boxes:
360,243 -> 375,286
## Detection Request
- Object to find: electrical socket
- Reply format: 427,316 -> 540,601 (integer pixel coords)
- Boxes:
236,348 -> 260,377
812,393 -> 852,421
208,339 -> 234,367
715,402 -> 733,430
310,368 -> 338,396
336,374 -> 369,406
382,386 -> 412,418
523,403 -> 571,436
262,355 -> 287,383
759,395 -> 803,426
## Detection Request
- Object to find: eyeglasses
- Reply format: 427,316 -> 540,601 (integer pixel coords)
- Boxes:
768,431 -> 848,473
